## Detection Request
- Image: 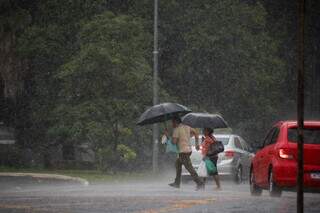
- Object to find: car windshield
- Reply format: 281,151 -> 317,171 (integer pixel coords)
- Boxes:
190,136 -> 230,146
215,137 -> 230,145
288,128 -> 320,144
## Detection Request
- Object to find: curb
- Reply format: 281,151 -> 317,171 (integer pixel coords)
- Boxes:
0,172 -> 89,186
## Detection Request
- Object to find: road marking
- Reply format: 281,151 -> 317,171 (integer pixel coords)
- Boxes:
0,204 -> 67,213
139,198 -> 215,213
0,204 -> 32,209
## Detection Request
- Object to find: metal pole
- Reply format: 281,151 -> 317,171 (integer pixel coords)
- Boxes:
152,0 -> 159,173
297,0 -> 305,212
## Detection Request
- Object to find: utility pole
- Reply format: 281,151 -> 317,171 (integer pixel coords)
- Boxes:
297,0 -> 305,212
152,0 -> 159,173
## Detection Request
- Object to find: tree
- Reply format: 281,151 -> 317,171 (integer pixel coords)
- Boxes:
50,12 -> 153,170
132,0 -> 287,141
15,0 -> 108,160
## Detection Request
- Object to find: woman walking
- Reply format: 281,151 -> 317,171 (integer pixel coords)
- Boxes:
201,127 -> 221,190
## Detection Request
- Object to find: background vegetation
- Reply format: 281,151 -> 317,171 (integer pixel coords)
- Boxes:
0,0 -> 319,171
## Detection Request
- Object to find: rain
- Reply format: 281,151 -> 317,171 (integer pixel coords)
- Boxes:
0,0 -> 320,213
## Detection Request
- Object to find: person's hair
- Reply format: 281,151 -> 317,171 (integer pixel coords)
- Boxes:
172,116 -> 182,123
205,127 -> 214,135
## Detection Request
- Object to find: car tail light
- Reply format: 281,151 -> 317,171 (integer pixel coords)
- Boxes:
279,149 -> 294,160
224,150 -> 234,158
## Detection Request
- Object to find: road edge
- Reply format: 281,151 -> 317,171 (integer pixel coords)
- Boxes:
0,172 -> 89,186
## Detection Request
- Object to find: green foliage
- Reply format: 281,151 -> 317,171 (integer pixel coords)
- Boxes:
0,0 -> 31,33
117,144 -> 137,163
131,0 -> 287,141
12,1 -> 154,169
7,0 -> 316,170
97,146 -> 118,171
97,144 -> 136,171
42,11 -> 153,171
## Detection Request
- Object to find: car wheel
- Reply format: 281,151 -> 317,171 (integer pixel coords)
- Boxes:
234,166 -> 243,184
269,169 -> 282,197
250,167 -> 262,196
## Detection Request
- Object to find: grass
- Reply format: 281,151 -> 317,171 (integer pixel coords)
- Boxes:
0,166 -> 157,183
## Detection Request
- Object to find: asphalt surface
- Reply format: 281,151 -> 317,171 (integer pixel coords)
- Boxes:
0,174 -> 319,213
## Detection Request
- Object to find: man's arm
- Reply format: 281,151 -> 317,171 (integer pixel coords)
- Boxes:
172,128 -> 179,144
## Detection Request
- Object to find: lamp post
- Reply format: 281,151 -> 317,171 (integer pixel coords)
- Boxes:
297,0 -> 305,212
152,0 -> 159,173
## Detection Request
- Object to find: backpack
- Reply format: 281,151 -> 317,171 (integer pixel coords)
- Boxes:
207,140 -> 224,156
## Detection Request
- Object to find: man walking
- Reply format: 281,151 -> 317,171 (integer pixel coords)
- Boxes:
168,116 -> 205,190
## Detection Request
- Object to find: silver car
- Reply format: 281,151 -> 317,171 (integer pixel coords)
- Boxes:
182,134 -> 254,183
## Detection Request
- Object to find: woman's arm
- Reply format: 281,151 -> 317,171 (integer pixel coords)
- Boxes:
190,128 -> 199,150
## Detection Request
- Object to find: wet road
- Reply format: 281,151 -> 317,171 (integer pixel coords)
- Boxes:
0,176 -> 319,213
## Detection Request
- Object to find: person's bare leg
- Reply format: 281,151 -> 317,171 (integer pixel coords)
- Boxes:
213,175 -> 221,189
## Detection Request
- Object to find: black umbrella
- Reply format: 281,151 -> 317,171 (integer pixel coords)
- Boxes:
181,113 -> 228,129
137,103 -> 192,126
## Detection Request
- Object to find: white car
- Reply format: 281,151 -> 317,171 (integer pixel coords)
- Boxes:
182,134 -> 254,183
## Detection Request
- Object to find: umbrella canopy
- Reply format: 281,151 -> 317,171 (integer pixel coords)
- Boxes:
182,113 -> 228,129
137,103 -> 191,126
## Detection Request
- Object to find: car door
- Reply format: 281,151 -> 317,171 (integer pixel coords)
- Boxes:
259,127 -> 280,186
254,128 -> 275,185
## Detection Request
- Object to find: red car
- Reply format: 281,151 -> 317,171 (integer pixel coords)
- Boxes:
250,121 -> 320,197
